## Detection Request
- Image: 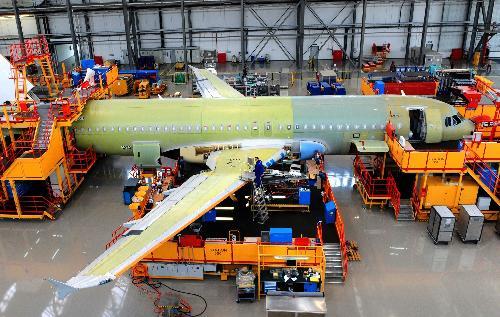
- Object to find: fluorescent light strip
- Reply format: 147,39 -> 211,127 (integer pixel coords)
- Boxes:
215,216 -> 234,221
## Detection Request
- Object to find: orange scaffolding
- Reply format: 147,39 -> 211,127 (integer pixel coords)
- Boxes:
0,35 -> 114,219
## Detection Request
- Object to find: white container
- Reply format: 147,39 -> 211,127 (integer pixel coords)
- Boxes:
456,205 -> 484,243
477,197 -> 491,210
427,206 -> 455,244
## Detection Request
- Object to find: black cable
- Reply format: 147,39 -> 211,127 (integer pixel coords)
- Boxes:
132,276 -> 208,317
159,281 -> 208,317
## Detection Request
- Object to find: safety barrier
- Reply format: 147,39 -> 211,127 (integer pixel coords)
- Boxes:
105,215 -> 135,249
463,142 -> 499,204
322,174 -> 348,281
386,123 -> 466,173
67,146 -> 97,173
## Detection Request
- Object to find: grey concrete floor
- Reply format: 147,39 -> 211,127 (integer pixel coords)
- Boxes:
0,155 -> 498,317
0,60 -> 499,316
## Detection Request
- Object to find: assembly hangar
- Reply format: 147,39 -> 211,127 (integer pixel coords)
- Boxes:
0,0 -> 498,316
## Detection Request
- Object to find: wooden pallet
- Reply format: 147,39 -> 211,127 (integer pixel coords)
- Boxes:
346,240 -> 361,261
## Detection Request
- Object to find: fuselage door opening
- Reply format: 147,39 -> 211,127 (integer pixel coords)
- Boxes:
408,108 -> 426,142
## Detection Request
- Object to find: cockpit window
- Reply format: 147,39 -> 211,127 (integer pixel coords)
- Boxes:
445,117 -> 451,127
452,115 -> 461,125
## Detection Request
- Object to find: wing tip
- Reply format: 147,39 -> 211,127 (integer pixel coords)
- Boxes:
46,278 -> 77,300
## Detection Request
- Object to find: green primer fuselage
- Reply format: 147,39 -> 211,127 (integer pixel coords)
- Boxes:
74,95 -> 473,155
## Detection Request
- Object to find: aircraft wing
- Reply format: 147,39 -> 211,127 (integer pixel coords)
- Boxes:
190,65 -> 244,98
48,147 -> 285,299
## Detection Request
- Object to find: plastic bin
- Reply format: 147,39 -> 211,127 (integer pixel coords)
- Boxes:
298,188 -> 311,205
374,80 -> 385,94
307,81 -> 321,95
269,228 -> 292,244
304,282 -> 318,292
333,83 -> 346,95
324,201 -> 336,224
202,209 -> 216,222
81,59 -> 95,70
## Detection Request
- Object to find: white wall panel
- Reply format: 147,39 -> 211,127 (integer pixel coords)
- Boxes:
0,0 -> 488,62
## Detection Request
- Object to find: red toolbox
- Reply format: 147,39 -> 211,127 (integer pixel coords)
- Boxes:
179,234 -> 204,247
217,52 -> 227,63
332,50 -> 343,61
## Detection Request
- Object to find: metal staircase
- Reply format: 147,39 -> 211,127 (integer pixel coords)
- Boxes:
38,56 -> 59,97
251,183 -> 269,224
33,104 -> 55,151
396,198 -> 415,221
324,243 -> 344,284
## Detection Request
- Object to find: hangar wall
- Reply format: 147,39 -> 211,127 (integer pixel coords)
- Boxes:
0,0 -> 497,62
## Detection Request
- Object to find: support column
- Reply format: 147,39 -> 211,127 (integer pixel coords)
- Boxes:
436,2 -> 446,52
181,0 -> 188,72
479,0 -> 495,66
66,0 -> 80,67
419,0 -> 431,64
159,10 -> 165,48
461,0 -> 473,52
121,0 -> 136,68
82,0 -> 94,59
468,1 -> 481,62
405,1 -> 414,60
35,15 -> 43,34
187,8 -> 193,63
11,0 -> 24,45
350,2 -> 357,60
358,0 -> 367,67
9,180 -> 22,217
296,0 -> 305,70
240,0 -> 246,66
129,0 -> 140,61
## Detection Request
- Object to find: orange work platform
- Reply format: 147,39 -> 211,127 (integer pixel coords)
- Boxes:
386,123 -> 467,173
0,36 -> 116,219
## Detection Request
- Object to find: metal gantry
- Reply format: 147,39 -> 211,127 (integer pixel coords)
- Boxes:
2,0 -> 494,70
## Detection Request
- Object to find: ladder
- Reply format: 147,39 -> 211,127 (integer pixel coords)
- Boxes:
12,65 -> 28,103
323,243 -> 344,284
33,103 -> 55,151
37,56 -> 59,98
251,183 -> 269,224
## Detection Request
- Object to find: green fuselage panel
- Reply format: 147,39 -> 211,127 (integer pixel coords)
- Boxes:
73,95 -> 470,155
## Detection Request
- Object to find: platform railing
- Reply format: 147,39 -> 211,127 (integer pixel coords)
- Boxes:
322,174 -> 348,281
463,143 -> 499,200
105,215 -> 135,249
386,173 -> 401,218
67,146 -> 97,172
353,155 -> 391,199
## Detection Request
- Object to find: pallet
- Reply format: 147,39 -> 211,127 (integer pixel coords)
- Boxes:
346,240 -> 361,261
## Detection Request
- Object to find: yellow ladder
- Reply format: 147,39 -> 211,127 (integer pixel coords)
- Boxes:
37,56 -> 59,97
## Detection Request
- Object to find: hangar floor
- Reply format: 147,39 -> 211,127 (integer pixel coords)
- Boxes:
0,155 -> 498,317
0,61 -> 498,316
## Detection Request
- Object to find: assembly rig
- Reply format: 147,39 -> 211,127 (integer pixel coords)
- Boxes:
0,36 -> 117,219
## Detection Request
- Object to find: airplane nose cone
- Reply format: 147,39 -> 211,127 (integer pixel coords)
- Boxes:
464,119 -> 475,136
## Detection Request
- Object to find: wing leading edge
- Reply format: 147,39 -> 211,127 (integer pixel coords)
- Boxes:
190,66 -> 243,98
48,147 -> 285,298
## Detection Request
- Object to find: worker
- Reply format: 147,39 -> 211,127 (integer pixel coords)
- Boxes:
254,157 -> 265,187
178,156 -> 185,180
389,61 -> 396,72
243,64 -> 248,80
315,71 -> 320,83
314,151 -> 322,166
486,59 -> 492,74
450,60 -> 455,69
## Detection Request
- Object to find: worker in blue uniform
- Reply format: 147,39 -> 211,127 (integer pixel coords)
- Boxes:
254,157 -> 265,187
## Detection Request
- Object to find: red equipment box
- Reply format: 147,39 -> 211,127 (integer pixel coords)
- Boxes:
294,237 -> 311,246
332,50 -> 343,62
179,234 -> 204,247
217,52 -> 226,63
384,81 -> 438,96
